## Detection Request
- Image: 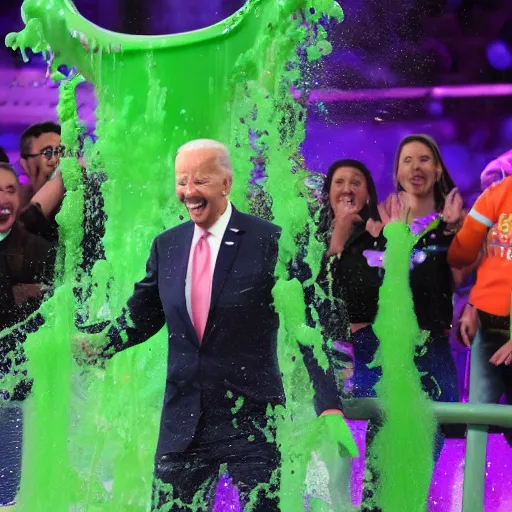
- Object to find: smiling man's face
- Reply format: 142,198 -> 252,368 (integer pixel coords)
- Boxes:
175,148 -> 232,230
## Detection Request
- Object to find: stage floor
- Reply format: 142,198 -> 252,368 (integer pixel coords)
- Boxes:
349,421 -> 512,512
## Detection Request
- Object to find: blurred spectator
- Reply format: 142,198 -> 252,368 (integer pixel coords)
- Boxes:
17,122 -> 64,243
449,175 -> 512,445
19,122 -> 62,196
0,162 -> 55,506
451,150 -> 512,402
480,149 -> 512,191
0,161 -> 55,331
17,123 -> 106,274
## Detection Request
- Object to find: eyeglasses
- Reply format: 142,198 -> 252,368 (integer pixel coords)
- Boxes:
23,145 -> 66,161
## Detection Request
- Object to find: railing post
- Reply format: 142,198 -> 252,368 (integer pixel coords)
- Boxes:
462,425 -> 488,512
343,398 -> 512,512
462,332 -> 489,512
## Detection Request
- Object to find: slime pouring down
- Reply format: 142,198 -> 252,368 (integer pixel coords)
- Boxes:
4,0 -> 437,510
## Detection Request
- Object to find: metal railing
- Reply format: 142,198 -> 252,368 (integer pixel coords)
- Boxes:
343,398 -> 512,512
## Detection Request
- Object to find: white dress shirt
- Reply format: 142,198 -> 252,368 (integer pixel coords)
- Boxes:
185,201 -> 233,321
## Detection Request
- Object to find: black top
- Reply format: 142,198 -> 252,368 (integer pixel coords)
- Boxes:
329,219 -> 454,333
0,222 -> 55,329
327,225 -> 385,326
410,221 -> 454,332
0,222 -> 56,401
20,170 -> 106,272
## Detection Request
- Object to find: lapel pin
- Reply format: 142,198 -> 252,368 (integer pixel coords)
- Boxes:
229,228 -> 240,233
224,241 -> 235,246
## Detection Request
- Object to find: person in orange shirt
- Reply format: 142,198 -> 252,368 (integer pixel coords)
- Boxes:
457,151 -> 512,347
448,176 -> 512,441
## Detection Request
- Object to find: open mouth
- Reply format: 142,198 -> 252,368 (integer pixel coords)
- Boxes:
0,206 -> 13,223
410,174 -> 426,186
340,195 -> 356,208
185,198 -> 207,215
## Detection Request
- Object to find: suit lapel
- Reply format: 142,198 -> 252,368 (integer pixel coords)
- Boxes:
203,209 -> 244,342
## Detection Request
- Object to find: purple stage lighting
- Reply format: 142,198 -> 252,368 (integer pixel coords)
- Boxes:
487,40 -> 512,71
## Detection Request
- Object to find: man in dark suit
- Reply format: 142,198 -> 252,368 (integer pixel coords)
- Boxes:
78,139 -> 351,511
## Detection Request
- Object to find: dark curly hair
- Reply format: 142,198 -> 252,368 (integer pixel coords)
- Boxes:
317,159 -> 380,239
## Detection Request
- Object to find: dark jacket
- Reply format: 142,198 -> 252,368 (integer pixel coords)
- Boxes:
0,222 -> 55,329
102,207 -> 341,455
0,222 -> 55,400
328,218 -> 455,332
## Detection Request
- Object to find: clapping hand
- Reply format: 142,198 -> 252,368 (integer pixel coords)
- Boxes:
379,193 -> 410,225
366,193 -> 409,237
442,188 -> 464,225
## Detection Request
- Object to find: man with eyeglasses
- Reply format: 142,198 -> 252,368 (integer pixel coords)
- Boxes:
20,122 -> 63,195
17,122 -> 65,244
17,121 -> 106,283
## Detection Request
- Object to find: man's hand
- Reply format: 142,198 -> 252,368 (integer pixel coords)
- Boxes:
72,333 -> 107,367
489,339 -> 512,366
458,303 -> 478,348
317,411 -> 358,458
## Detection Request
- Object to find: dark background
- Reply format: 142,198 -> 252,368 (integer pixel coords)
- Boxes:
1,0 -> 512,196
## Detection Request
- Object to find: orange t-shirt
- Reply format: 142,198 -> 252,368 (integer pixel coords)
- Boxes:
448,176 -> 512,317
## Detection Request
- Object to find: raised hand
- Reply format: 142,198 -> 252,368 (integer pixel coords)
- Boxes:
30,171 -> 65,216
379,193 -> 409,225
365,219 -> 383,238
442,188 -> 464,225
328,200 -> 363,255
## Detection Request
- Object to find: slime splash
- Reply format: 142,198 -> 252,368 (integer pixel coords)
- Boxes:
6,0 -> 350,510
372,222 -> 437,511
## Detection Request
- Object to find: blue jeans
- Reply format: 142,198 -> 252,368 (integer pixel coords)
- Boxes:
346,326 -> 460,510
0,404 -> 22,505
469,318 -> 512,446
348,325 -> 460,450
469,325 -> 512,405
350,325 -> 460,404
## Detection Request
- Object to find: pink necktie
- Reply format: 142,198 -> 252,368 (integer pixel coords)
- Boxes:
191,230 -> 212,342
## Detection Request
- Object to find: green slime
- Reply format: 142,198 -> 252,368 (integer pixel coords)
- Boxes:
6,1 -> 355,511
372,222 -> 437,512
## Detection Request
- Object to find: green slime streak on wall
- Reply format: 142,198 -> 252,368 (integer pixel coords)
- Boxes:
6,0 -> 348,510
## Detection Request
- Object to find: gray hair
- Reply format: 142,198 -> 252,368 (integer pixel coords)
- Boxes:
177,139 -> 233,177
